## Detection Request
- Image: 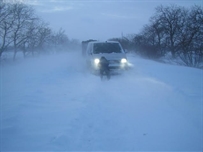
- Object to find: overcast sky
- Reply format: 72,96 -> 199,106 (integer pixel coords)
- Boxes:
26,0 -> 202,42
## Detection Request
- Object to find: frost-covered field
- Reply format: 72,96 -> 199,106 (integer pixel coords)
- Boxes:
1,51 -> 202,151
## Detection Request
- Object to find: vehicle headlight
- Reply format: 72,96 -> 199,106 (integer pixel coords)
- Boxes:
94,58 -> 100,64
121,58 -> 127,64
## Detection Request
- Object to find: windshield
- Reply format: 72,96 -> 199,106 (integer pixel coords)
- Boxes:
93,43 -> 122,54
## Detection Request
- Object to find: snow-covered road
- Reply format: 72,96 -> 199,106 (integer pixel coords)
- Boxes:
1,51 -> 202,151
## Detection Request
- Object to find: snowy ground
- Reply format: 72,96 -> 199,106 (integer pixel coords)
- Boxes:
1,50 -> 202,151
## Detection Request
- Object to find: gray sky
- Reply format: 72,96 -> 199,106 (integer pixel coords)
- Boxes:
26,0 -> 202,41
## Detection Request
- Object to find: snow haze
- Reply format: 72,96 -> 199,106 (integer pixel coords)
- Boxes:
1,50 -> 202,151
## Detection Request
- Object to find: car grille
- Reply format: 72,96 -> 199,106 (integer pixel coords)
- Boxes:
109,60 -> 120,64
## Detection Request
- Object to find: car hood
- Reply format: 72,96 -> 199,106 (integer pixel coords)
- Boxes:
91,53 -> 126,61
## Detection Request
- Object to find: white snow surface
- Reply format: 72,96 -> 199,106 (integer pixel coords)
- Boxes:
1,51 -> 203,151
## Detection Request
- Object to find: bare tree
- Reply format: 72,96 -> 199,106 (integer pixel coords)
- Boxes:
177,5 -> 203,67
35,22 -> 52,53
149,15 -> 169,56
0,1 -> 73,60
50,28 -> 69,51
0,2 -> 14,57
11,3 -> 35,60
20,17 -> 40,57
131,5 -> 186,59
132,4 -> 203,67
154,5 -> 187,57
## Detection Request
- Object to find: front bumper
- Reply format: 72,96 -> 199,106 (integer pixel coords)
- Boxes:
92,60 -> 129,71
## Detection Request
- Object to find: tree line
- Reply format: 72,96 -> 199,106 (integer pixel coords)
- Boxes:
1,2 -> 202,67
110,5 -> 203,68
0,2 -> 79,60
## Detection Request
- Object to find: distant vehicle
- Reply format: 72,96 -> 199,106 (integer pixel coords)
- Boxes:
85,41 -> 128,71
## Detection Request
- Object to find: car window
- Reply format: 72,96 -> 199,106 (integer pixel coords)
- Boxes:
93,43 -> 122,54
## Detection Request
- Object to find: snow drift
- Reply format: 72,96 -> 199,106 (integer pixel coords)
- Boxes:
1,50 -> 202,151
